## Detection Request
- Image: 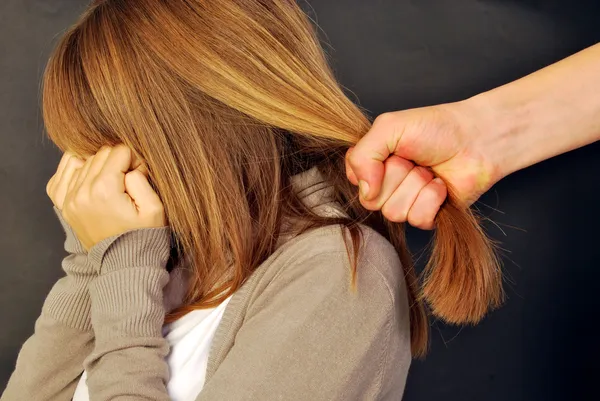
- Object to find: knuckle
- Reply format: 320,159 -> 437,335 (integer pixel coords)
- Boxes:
127,170 -> 143,180
382,203 -> 407,223
407,217 -> 422,229
408,195 -> 440,230
346,149 -> 362,167
420,183 -> 437,198
345,166 -> 355,181
374,112 -> 396,127
46,177 -> 54,197
433,180 -> 448,197
425,180 -> 447,202
407,210 -> 425,229
359,196 -> 379,211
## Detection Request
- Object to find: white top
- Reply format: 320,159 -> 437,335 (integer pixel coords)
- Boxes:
72,296 -> 232,401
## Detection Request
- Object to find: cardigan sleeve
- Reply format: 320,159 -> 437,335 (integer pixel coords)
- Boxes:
82,227 -> 173,401
6,219 -> 411,401
2,209 -> 95,401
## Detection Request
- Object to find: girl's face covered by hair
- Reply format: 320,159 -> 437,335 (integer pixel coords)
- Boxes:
44,0 -> 368,321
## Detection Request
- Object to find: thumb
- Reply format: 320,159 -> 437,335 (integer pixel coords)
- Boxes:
124,170 -> 163,215
347,113 -> 401,201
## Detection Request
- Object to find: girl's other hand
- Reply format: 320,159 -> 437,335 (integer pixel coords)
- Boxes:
60,145 -> 166,250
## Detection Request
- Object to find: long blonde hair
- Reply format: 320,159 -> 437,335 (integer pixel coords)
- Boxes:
42,0 -> 502,357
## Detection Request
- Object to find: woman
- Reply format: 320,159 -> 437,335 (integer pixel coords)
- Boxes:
2,0 -> 502,400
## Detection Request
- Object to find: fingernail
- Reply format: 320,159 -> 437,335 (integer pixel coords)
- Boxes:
358,180 -> 370,199
432,178 -> 444,185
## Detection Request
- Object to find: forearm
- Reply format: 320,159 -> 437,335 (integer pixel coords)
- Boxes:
84,228 -> 172,401
1,312 -> 94,401
2,210 -> 94,401
468,43 -> 600,181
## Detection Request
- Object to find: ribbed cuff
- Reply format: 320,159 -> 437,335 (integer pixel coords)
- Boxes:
42,253 -> 95,330
88,227 -> 172,275
53,206 -> 85,255
89,267 -> 170,340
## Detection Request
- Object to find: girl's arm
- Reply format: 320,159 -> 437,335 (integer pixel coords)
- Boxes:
2,210 -> 94,401
77,227 -> 410,401
82,228 -> 172,401
46,145 -> 174,399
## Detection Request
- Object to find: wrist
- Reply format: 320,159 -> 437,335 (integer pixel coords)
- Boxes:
88,227 -> 172,274
54,206 -> 87,255
459,90 -> 531,185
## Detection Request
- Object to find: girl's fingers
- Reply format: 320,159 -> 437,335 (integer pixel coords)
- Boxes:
130,150 -> 146,172
124,170 -> 160,206
54,152 -> 75,182
67,168 -> 81,198
135,164 -> 149,176
406,178 -> 447,230
50,154 -> 81,196
125,170 -> 165,226
102,145 -> 133,175
52,157 -> 84,208
99,145 -> 133,194
46,175 -> 56,199
381,166 -> 434,223
74,155 -> 95,191
86,146 -> 112,181
360,155 -> 414,211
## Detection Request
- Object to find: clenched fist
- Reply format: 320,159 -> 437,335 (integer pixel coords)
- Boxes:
346,101 -> 498,229
47,145 -> 166,250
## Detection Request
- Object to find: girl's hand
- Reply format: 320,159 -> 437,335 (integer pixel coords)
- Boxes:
46,152 -> 85,210
61,145 -> 166,250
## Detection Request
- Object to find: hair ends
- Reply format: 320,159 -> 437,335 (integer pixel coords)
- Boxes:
421,189 -> 503,325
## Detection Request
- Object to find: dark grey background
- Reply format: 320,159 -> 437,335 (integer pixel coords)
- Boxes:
1,0 -> 599,400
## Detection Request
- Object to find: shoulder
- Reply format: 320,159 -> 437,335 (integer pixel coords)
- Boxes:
214,224 -> 412,399
273,224 -> 406,297
250,224 -> 409,323
241,224 -> 412,395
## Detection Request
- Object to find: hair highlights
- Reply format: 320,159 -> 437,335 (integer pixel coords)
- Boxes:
42,0 -> 502,357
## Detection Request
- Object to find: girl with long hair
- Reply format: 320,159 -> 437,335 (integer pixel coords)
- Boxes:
3,0 -> 501,400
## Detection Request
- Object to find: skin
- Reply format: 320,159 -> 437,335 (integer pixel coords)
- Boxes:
346,43 -> 600,229
46,145 -> 165,250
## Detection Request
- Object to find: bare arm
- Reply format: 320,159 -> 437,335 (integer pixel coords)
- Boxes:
347,43 -> 600,228
471,43 -> 600,180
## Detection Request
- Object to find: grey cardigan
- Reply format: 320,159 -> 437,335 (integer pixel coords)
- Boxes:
2,169 -> 412,401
